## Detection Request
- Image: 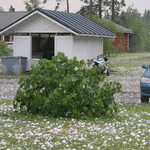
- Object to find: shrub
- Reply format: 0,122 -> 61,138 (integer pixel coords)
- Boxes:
0,41 -> 11,56
13,53 -> 121,118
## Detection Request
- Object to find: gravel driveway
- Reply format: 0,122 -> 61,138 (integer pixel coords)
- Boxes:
0,77 -> 19,99
0,73 -> 142,104
108,75 -> 141,104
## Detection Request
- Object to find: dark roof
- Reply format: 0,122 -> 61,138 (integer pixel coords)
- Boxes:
114,23 -> 133,34
0,9 -> 116,37
0,11 -> 28,31
37,9 -> 115,37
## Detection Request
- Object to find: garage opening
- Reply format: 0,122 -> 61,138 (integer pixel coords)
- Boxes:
32,34 -> 54,60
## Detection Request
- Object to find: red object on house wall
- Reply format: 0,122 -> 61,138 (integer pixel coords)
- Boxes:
113,33 -> 128,51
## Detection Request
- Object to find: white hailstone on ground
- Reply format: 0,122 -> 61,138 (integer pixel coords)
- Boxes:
0,140 -> 7,145
123,141 -> 126,144
115,136 -> 121,140
130,132 -> 136,136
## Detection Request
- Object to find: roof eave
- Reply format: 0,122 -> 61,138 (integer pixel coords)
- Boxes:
75,33 -> 116,38
125,31 -> 133,34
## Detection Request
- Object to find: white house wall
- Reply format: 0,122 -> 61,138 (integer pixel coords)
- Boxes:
73,36 -> 103,62
55,36 -> 103,62
13,35 -> 103,71
72,36 -> 87,61
87,37 -> 103,60
14,13 -> 70,33
55,36 -> 73,59
13,36 -> 31,71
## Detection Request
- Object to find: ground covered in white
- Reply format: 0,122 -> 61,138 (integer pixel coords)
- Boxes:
0,66 -> 149,149
0,102 -> 150,149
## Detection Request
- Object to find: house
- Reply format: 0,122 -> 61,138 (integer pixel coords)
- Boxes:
0,11 -> 29,49
0,9 -> 116,71
113,23 -> 133,51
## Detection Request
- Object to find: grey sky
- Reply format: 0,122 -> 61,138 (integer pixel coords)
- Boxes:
0,0 -> 149,14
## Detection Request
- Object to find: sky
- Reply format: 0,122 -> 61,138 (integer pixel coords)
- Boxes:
0,0 -> 149,15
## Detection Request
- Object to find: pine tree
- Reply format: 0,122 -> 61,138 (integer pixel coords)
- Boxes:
9,5 -> 15,12
79,0 -> 104,18
105,0 -> 126,22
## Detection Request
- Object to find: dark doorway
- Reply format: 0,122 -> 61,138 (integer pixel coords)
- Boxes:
32,34 -> 54,60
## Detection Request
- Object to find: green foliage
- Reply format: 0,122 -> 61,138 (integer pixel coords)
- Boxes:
143,9 -> 150,23
103,38 -> 114,54
13,53 -> 121,119
92,15 -> 118,33
117,7 -> 150,52
24,0 -> 41,11
0,41 -> 11,56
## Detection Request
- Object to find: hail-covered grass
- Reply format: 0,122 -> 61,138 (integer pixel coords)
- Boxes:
0,52 -> 150,149
0,99 -> 150,149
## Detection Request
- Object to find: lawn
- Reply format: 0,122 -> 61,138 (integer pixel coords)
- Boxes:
0,99 -> 150,149
108,52 -> 150,62
108,52 -> 150,76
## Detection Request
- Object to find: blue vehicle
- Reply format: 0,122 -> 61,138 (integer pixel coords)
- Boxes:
140,64 -> 150,103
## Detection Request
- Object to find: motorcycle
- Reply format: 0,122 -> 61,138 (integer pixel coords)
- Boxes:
90,54 -> 110,76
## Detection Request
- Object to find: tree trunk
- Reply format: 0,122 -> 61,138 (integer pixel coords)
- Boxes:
90,0 -> 92,20
67,0 -> 69,12
99,0 -> 102,18
112,0 -> 115,21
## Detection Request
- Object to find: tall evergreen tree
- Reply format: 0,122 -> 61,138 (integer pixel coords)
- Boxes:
143,9 -> 150,23
79,0 -> 125,20
79,0 -> 104,18
9,5 -> 15,12
90,0 -> 92,20
104,0 -> 126,22
98,0 -> 102,18
112,0 -> 115,21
